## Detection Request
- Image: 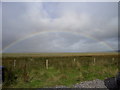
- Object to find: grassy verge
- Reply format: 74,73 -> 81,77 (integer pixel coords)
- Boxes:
2,54 -> 119,88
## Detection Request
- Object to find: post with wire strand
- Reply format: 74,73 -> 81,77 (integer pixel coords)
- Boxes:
93,57 -> 96,65
74,58 -> 76,62
112,57 -> 114,62
14,60 -> 16,68
46,59 -> 48,69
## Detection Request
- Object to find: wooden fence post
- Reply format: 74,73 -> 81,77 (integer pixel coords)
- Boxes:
14,60 -> 16,68
93,58 -> 96,65
112,57 -> 114,62
74,58 -> 76,62
46,59 -> 48,69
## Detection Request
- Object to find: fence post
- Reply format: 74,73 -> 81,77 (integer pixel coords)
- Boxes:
74,58 -> 76,62
112,57 -> 114,62
46,59 -> 48,69
14,60 -> 16,68
93,58 -> 96,65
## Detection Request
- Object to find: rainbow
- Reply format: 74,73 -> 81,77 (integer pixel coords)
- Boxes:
2,31 -> 114,52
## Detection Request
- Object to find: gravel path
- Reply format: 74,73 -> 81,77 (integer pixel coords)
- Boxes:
54,79 -> 108,88
73,79 -> 107,88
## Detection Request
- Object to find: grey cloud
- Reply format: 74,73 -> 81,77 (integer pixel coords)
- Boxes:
2,2 -> 118,52
0,2 -> 2,51
4,32 -> 115,53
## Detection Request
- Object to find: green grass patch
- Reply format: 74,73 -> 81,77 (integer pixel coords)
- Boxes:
2,54 -> 119,88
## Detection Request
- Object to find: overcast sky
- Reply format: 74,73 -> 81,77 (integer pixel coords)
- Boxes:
2,2 -> 118,53
0,2 -> 2,53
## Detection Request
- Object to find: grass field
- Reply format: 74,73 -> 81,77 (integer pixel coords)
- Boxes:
2,52 -> 119,88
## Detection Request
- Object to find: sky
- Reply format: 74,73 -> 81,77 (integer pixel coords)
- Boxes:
1,2 -> 118,53
0,2 -> 2,53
